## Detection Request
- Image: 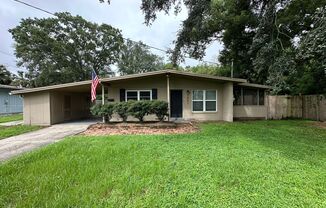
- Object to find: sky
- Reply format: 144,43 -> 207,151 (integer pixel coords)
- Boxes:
0,0 -> 223,74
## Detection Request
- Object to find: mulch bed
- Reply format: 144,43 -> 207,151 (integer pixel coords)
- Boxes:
82,122 -> 199,136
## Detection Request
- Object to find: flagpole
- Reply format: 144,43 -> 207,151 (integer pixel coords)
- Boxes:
101,83 -> 105,123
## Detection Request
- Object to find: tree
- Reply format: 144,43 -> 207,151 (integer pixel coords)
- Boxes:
139,0 -> 261,80
185,64 -> 231,77
9,12 -> 124,87
266,48 -> 298,95
0,65 -> 12,85
101,0 -> 325,87
10,71 -> 31,88
117,40 -> 164,75
296,7 -> 326,94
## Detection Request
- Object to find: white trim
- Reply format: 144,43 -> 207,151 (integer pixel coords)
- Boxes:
191,90 -> 218,112
125,90 -> 152,101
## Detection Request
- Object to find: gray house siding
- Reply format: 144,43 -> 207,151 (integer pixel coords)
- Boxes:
0,88 -> 23,114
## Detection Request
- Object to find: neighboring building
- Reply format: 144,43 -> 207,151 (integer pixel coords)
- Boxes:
12,70 -> 270,125
0,84 -> 24,115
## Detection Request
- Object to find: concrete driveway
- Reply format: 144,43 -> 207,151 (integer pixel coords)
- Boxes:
0,120 -> 98,162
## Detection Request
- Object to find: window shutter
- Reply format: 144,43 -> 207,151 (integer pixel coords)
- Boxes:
120,89 -> 126,102
152,88 -> 157,100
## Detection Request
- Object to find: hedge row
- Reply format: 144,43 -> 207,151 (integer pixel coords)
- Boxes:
90,100 -> 168,122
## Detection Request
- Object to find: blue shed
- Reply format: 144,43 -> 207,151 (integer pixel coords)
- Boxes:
0,84 -> 24,115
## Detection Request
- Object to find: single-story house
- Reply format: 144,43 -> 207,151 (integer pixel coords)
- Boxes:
0,84 -> 24,115
12,70 -> 270,125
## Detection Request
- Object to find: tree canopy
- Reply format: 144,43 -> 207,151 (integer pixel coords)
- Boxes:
295,7 -> 326,94
185,64 -> 231,77
9,12 -> 124,87
103,0 -> 325,94
117,40 -> 164,75
0,65 -> 12,85
9,2 -> 326,94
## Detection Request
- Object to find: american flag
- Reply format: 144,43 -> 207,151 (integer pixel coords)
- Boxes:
91,69 -> 100,102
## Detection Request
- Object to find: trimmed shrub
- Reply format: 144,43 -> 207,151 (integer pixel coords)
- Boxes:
150,100 -> 168,121
102,104 -> 115,122
91,100 -> 169,123
127,100 -> 151,122
90,104 -> 102,116
90,103 -> 114,123
113,102 -> 129,122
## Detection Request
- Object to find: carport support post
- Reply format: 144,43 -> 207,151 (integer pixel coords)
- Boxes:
102,84 -> 105,123
167,74 -> 170,121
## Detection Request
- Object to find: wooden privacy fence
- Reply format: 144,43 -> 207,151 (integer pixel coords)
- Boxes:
267,94 -> 326,121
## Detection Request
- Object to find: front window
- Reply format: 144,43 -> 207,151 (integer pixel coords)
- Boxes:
192,90 -> 217,112
126,91 -> 138,101
192,90 -> 204,111
126,90 -> 152,101
139,91 -> 151,100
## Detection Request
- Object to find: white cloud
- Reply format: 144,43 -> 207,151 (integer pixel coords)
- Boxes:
0,0 -> 223,74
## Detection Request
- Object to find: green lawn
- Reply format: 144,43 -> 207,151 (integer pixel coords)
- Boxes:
0,114 -> 23,123
0,125 -> 41,140
0,120 -> 325,207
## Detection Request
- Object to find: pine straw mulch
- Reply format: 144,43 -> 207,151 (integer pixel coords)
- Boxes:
82,122 -> 200,136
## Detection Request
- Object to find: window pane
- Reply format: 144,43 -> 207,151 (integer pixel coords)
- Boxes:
206,101 -> 216,111
243,88 -> 258,105
193,101 -> 203,111
139,91 -> 151,100
233,87 -> 242,105
126,91 -> 137,101
206,90 -> 216,100
193,90 -> 203,100
259,90 -> 265,105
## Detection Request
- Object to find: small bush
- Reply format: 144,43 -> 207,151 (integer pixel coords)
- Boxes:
102,104 -> 115,122
113,102 -> 129,122
90,104 -> 102,116
91,100 -> 169,123
128,100 -> 151,122
150,100 -> 168,121
90,103 -> 114,123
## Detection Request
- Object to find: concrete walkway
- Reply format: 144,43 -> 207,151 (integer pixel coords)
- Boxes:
0,120 -> 98,162
0,120 -> 23,126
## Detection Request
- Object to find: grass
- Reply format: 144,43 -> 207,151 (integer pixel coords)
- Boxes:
0,120 -> 325,207
0,125 -> 41,140
0,114 -> 23,123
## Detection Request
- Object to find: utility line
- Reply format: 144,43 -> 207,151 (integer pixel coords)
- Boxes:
14,0 -> 54,16
12,0 -> 219,65
0,50 -> 24,71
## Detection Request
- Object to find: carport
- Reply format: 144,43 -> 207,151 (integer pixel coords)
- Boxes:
15,81 -> 94,125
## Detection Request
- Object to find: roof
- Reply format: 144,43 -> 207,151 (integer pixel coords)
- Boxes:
12,69 -> 247,95
237,82 -> 271,89
0,84 -> 25,90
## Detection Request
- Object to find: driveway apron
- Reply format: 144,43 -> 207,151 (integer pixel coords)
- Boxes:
0,120 -> 97,162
